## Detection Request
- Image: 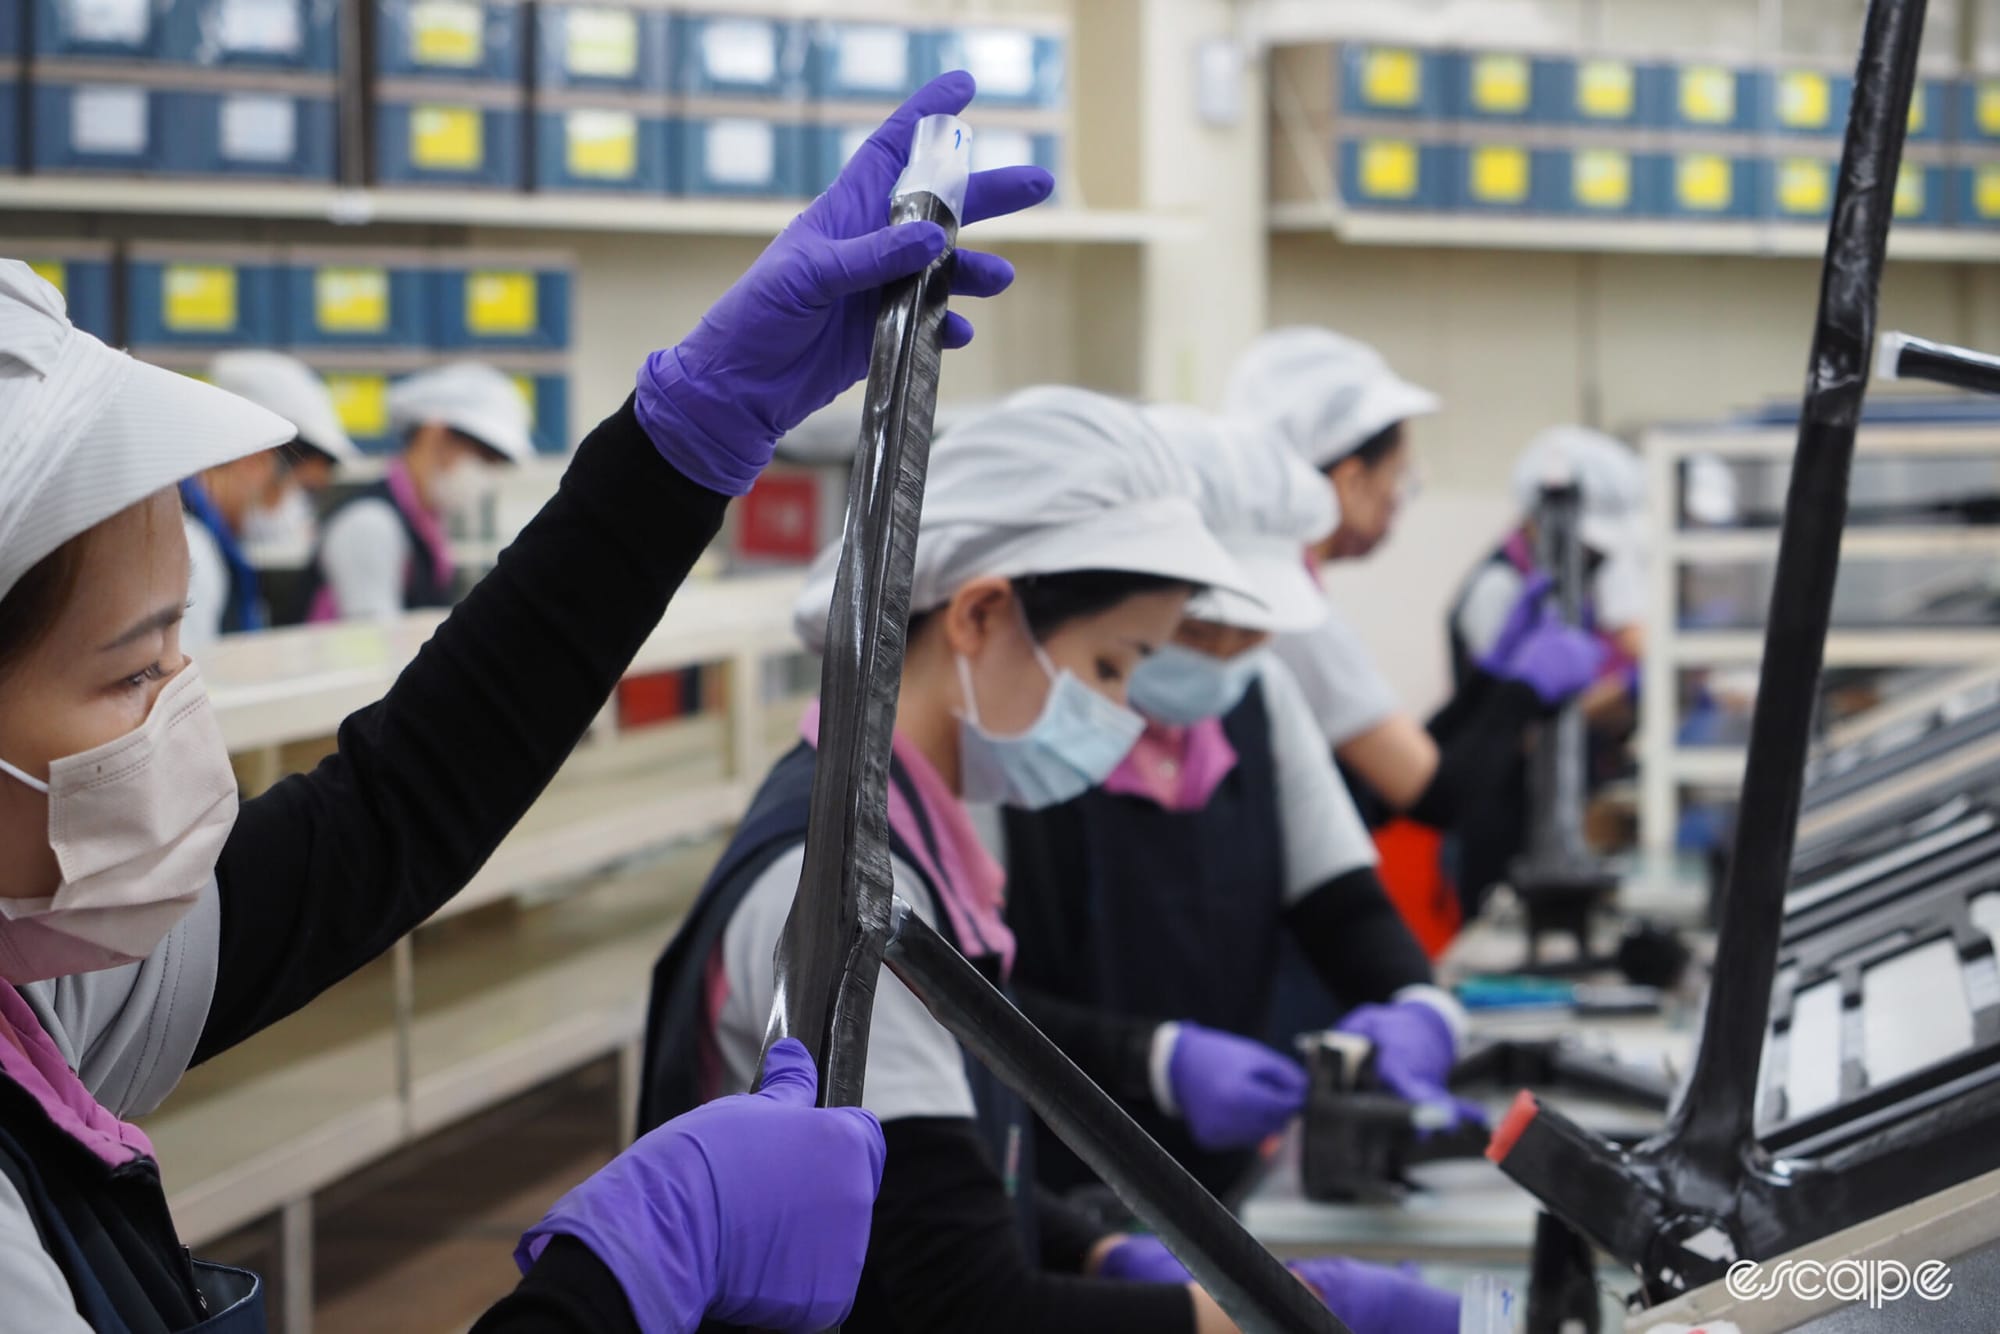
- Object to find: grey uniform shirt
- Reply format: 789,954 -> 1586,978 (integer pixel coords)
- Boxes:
317,497 -> 412,621
1271,601 -> 1402,751
0,882 -> 221,1333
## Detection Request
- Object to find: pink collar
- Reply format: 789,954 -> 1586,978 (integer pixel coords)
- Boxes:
387,458 -> 456,592
799,703 -> 1015,975
1102,717 -> 1239,812
0,986 -> 152,1169
1502,528 -> 1537,574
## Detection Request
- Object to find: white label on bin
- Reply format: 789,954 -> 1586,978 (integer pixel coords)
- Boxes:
409,0 -> 484,67
702,20 -> 776,85
217,0 -> 302,55
71,85 -> 147,154
565,8 -> 638,78
706,119 -> 774,185
836,26 -> 906,91
960,30 -> 1035,97
970,127 -> 1031,173
221,93 -> 296,161
65,0 -> 149,45
838,124 -> 870,167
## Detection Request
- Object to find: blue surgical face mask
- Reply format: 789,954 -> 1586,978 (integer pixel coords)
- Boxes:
955,627 -> 1145,811
1127,642 -> 1263,726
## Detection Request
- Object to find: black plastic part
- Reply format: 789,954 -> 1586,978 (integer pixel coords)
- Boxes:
1526,1212 -> 1602,1334
881,899 -> 1352,1334
1885,332 -> 2000,397
1452,1038 -> 1674,1111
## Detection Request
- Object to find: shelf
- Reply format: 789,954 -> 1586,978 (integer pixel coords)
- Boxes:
1670,527 -> 2000,560
1269,203 -> 2000,264
1648,424 -> 2000,460
1670,628 -> 2000,666
1668,748 -> 1748,786
0,177 -> 1184,245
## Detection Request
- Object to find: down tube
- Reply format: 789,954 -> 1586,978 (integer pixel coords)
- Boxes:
880,899 -> 1351,1334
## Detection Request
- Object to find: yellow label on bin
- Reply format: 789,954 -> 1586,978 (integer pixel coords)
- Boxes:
1679,66 -> 1736,124
164,265 -> 238,333
412,105 -> 484,169
1573,150 -> 1631,209
1777,71 -> 1830,129
1676,154 -> 1732,211
1470,54 -> 1530,114
1359,49 -> 1421,109
1357,140 -> 1419,199
28,261 -> 66,293
1469,145 -> 1528,203
1576,60 -> 1634,119
327,373 -> 389,437
410,0 -> 484,67
467,271 -> 537,336
314,267 -> 390,334
1979,82 -> 2000,137
1976,165 -> 2000,220
1908,82 -> 1927,134
566,109 -> 638,179
566,8 -> 639,78
1776,158 -> 1831,215
511,374 -> 538,414
1895,162 -> 1925,218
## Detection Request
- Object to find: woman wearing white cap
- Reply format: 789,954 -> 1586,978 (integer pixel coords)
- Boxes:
0,72 -> 1052,1334
207,350 -> 363,550
641,388 -> 1407,1334
303,360 -> 534,622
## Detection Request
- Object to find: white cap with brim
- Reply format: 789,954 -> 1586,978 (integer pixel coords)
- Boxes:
1223,326 -> 1440,472
207,349 -> 360,464
0,261 -> 294,606
791,387 -> 1260,653
1144,403 -> 1334,635
1511,425 -> 1646,556
388,361 -> 535,465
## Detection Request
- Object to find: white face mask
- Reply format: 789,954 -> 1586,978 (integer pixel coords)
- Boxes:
242,484 -> 315,550
429,460 -> 492,528
0,664 -> 239,982
955,620 -> 1145,810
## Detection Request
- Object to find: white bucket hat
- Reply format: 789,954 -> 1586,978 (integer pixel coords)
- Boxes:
1223,326 -> 1439,472
1511,425 -> 1647,557
207,350 -> 359,464
388,361 -> 535,464
0,261 -> 293,606
1143,403 -> 1334,634
792,386 -> 1259,653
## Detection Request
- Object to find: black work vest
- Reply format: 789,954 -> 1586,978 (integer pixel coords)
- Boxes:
303,479 -> 456,615
640,742 -> 1037,1330
0,1047 -> 265,1332
1002,680 -> 1285,1200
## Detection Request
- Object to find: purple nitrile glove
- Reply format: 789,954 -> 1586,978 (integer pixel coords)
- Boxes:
1335,1000 -> 1485,1133
637,71 -> 1054,496
1289,1257 -> 1462,1334
1166,1022 -> 1310,1152
1476,572 -> 1555,676
515,1038 -> 885,1334
1097,1235 -> 1193,1285
1498,616 -> 1609,706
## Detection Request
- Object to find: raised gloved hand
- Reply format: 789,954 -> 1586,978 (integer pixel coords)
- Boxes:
1289,1257 -> 1461,1334
1164,1022 -> 1310,1151
1476,572 -> 1555,675
516,1038 -> 885,1333
1499,615 -> 1608,706
1095,1234 -> 1193,1285
1335,999 -> 1484,1132
638,71 -> 1054,496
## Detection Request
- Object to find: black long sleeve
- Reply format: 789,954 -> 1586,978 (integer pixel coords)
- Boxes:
1283,867 -> 1434,1007
1405,673 -> 1543,830
469,1236 -> 643,1334
1037,1185 -> 1108,1274
197,396 -> 728,1061
860,1117 -> 1195,1334
1014,986 -> 1160,1108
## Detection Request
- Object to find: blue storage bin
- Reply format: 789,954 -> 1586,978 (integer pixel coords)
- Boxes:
19,246 -> 115,339
1445,51 -> 1561,123
1538,55 -> 1648,126
1660,61 -> 1757,134
375,0 -> 522,82
282,251 -> 434,347
1651,152 -> 1762,219
1766,153 -> 1839,222
374,90 -> 525,188
1893,160 -> 1948,225
126,248 -> 284,347
1903,77 -> 1946,142
1958,162 -> 2000,227
1763,68 -> 1851,136
434,259 -> 572,350
1336,43 -> 1441,120
1444,142 -> 1565,212
928,24 -> 1063,108
810,20 -> 922,101
535,2 -> 670,92
968,121 -> 1059,178
674,114 -> 804,197
672,12 -> 807,99
34,0 -> 162,57
533,100 -> 671,192
1958,78 -> 2000,143
0,0 -> 16,56
162,0 -> 339,71
1546,146 -> 1651,216
317,364 -> 428,454
1336,135 -> 1449,209
0,77 -> 16,171
508,370 -> 570,453
806,117 -> 872,193
31,77 -> 160,171
157,84 -> 336,179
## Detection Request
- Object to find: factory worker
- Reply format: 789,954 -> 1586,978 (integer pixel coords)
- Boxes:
640,388 -> 1455,1334
175,432 -> 282,651
305,360 -> 533,621
206,350 -> 362,552
0,71 -> 1050,1334
1003,404 -> 1485,1221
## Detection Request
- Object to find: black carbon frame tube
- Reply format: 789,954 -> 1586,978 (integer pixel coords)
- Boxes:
1665,0 -> 1926,1173
882,898 -> 1352,1334
763,177 -> 961,1107
1880,331 -> 2000,396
